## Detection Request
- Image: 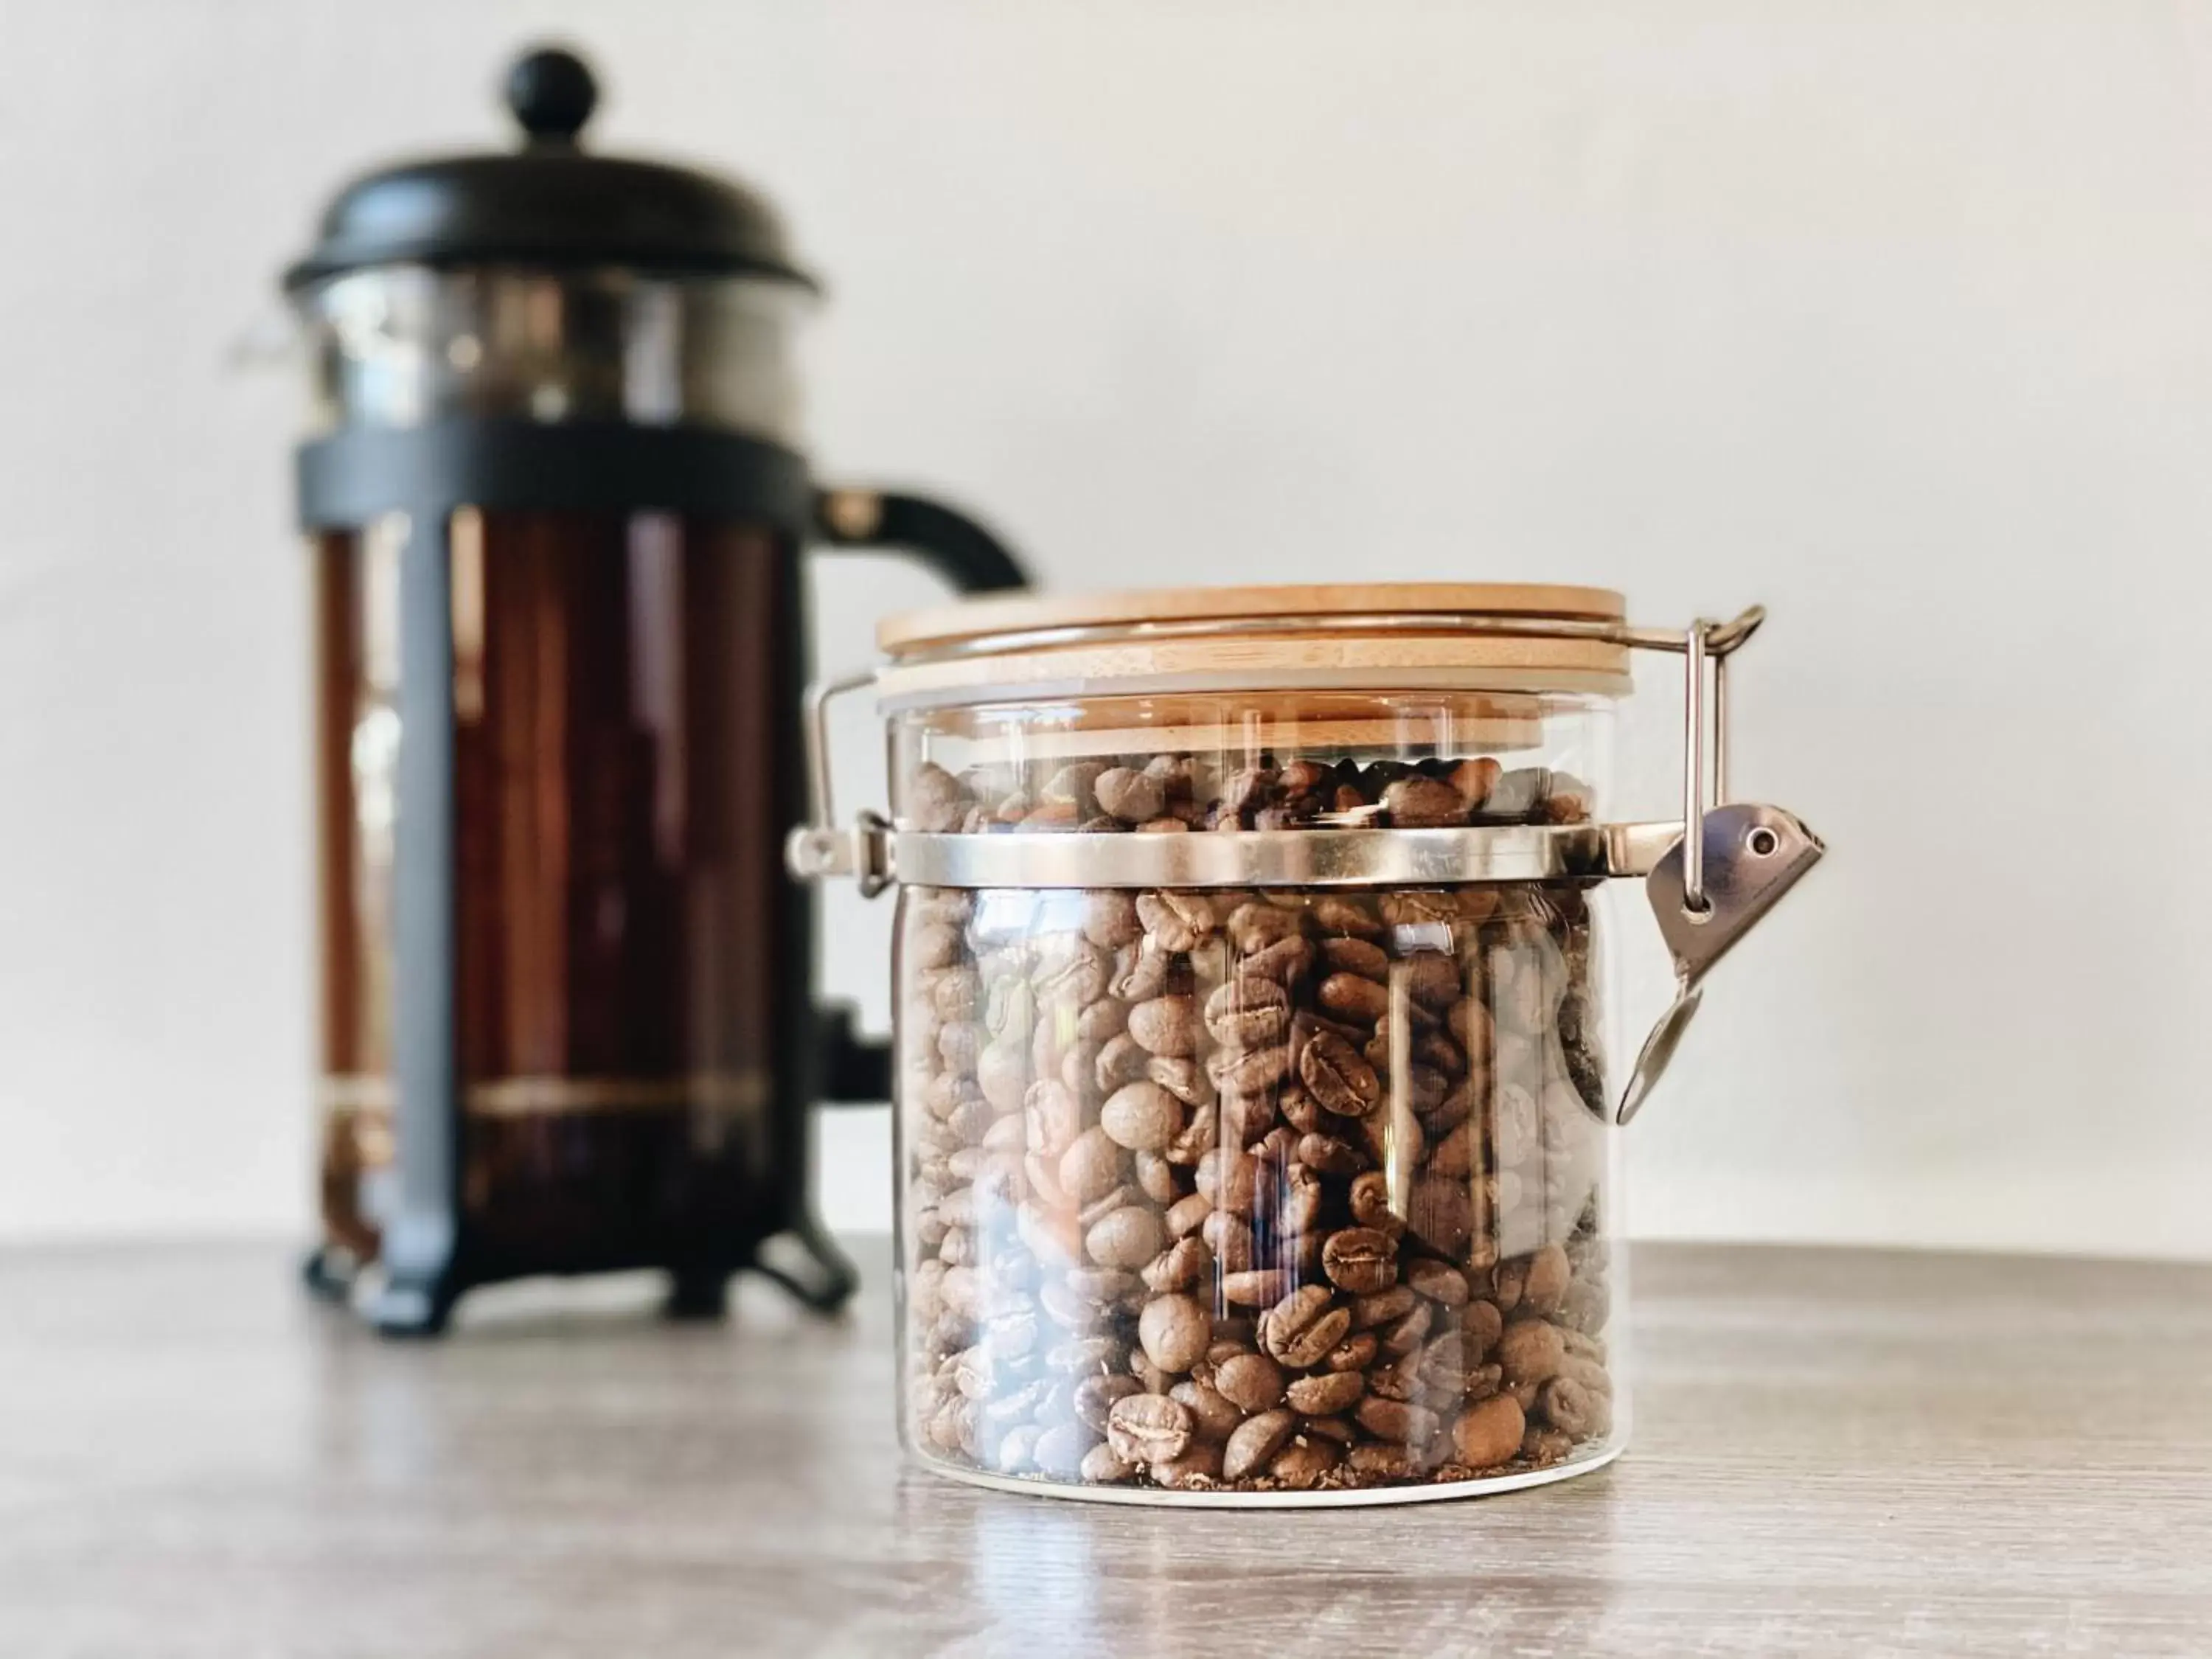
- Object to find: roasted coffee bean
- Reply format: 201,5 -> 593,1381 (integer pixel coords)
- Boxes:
1023,1081 -> 1080,1160
1460,1298 -> 1505,1357
1081,891 -> 1143,950
1355,1397 -> 1439,1445
1037,762 -> 1105,813
1212,1352 -> 1287,1412
1347,1442 -> 1421,1479
1077,1183 -> 1140,1231
1143,1237 -> 1212,1294
1318,936 -> 1390,981
975,1043 -> 1030,1116
1202,1210 -> 1256,1274
1221,1090 -> 1277,1146
1345,1170 -> 1405,1239
1058,1127 -> 1125,1206
1138,1293 -> 1214,1374
1321,1226 -> 1399,1294
1348,1285 -> 1417,1331
1419,1331 -> 1473,1394
1143,1055 -> 1214,1106
1048,1333 -> 1124,1374
1093,1032 -> 1150,1094
1164,1192 -> 1213,1239
993,1423 -> 1043,1475
1376,1301 -> 1434,1358
1490,1256 -> 1528,1313
1318,972 -> 1391,1024
1100,1082 -> 1185,1152
1397,952 -> 1459,1009
1277,1087 -> 1325,1135
1449,756 -> 1502,810
1172,1378 -> 1245,1444
1447,997 -> 1493,1057
1310,897 -> 1383,939
911,922 -> 964,973
1259,1285 -> 1352,1368
1427,1122 -> 1475,1178
1032,1422 -> 1091,1479
1222,1408 -> 1300,1481
1208,1043 -> 1292,1096
1110,942 -> 1178,1004
1399,1065 -> 1450,1119
1498,1318 -> 1567,1385
1295,1132 -> 1366,1177
1291,1412 -> 1352,1447
1378,890 -> 1461,928
1128,1149 -> 1178,1208
1076,996 -> 1130,1046
1106,1393 -> 1194,1463
1269,1439 -> 1341,1489
1203,1335 -> 1256,1370
1128,995 -> 1201,1057
1280,1168 -> 1324,1234
1226,901 -> 1304,954
1540,1375 -> 1610,1438
1284,1369 -> 1365,1415
1086,1205 -> 1165,1270
1095,766 -> 1166,824
1204,976 -> 1293,1048
1451,1394 -> 1525,1469
1136,891 -> 1217,953
1239,933 -> 1315,984
1406,1259 -> 1470,1308
1382,774 -> 1469,827
1299,1030 -> 1382,1117
1366,1349 -> 1425,1403
1151,1441 -> 1225,1489
1522,1425 -> 1574,1467
1196,1147 -> 1258,1214
1523,1243 -> 1573,1315
1080,1441 -> 1138,1483
1324,1331 -> 1380,1372
1034,942 -> 1114,1008
1130,1351 -> 1177,1394
1162,1104 -> 1220,1166
907,763 -> 973,832
1406,1175 -> 1474,1259
1221,1268 -> 1296,1308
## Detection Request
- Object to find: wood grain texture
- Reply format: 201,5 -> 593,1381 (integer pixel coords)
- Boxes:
0,1241 -> 2206,1659
874,582 -> 1627,654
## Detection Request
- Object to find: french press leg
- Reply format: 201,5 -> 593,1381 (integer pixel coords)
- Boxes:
366,507 -> 469,1339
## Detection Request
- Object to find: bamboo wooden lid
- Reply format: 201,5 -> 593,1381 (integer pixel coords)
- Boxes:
874,582 -> 1633,708
878,582 -> 1624,654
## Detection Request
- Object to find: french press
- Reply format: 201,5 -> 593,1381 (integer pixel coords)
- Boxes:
286,45 -> 1025,1334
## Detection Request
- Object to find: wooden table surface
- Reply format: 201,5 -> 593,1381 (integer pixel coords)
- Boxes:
1,1239 -> 2206,1658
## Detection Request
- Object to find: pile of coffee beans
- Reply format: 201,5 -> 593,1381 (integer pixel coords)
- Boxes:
899,750 -> 1614,1494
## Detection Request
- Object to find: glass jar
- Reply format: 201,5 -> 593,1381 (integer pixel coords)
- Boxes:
793,582 -> 1820,1503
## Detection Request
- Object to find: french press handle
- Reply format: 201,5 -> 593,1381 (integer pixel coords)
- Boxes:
804,485 -> 1026,1105
814,487 -> 1026,593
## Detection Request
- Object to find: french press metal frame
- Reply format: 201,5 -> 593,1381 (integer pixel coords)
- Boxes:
788,604 -> 1823,1123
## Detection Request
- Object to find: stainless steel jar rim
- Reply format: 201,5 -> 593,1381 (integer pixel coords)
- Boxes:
875,821 -> 1684,890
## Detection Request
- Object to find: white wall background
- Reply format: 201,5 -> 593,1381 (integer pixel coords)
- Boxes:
4,0 -> 2211,1257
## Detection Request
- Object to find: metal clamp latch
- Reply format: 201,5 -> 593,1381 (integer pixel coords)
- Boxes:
786,606 -> 1823,1125
784,672 -> 897,898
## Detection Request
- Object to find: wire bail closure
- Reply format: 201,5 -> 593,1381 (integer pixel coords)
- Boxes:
785,602 -> 1822,1126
